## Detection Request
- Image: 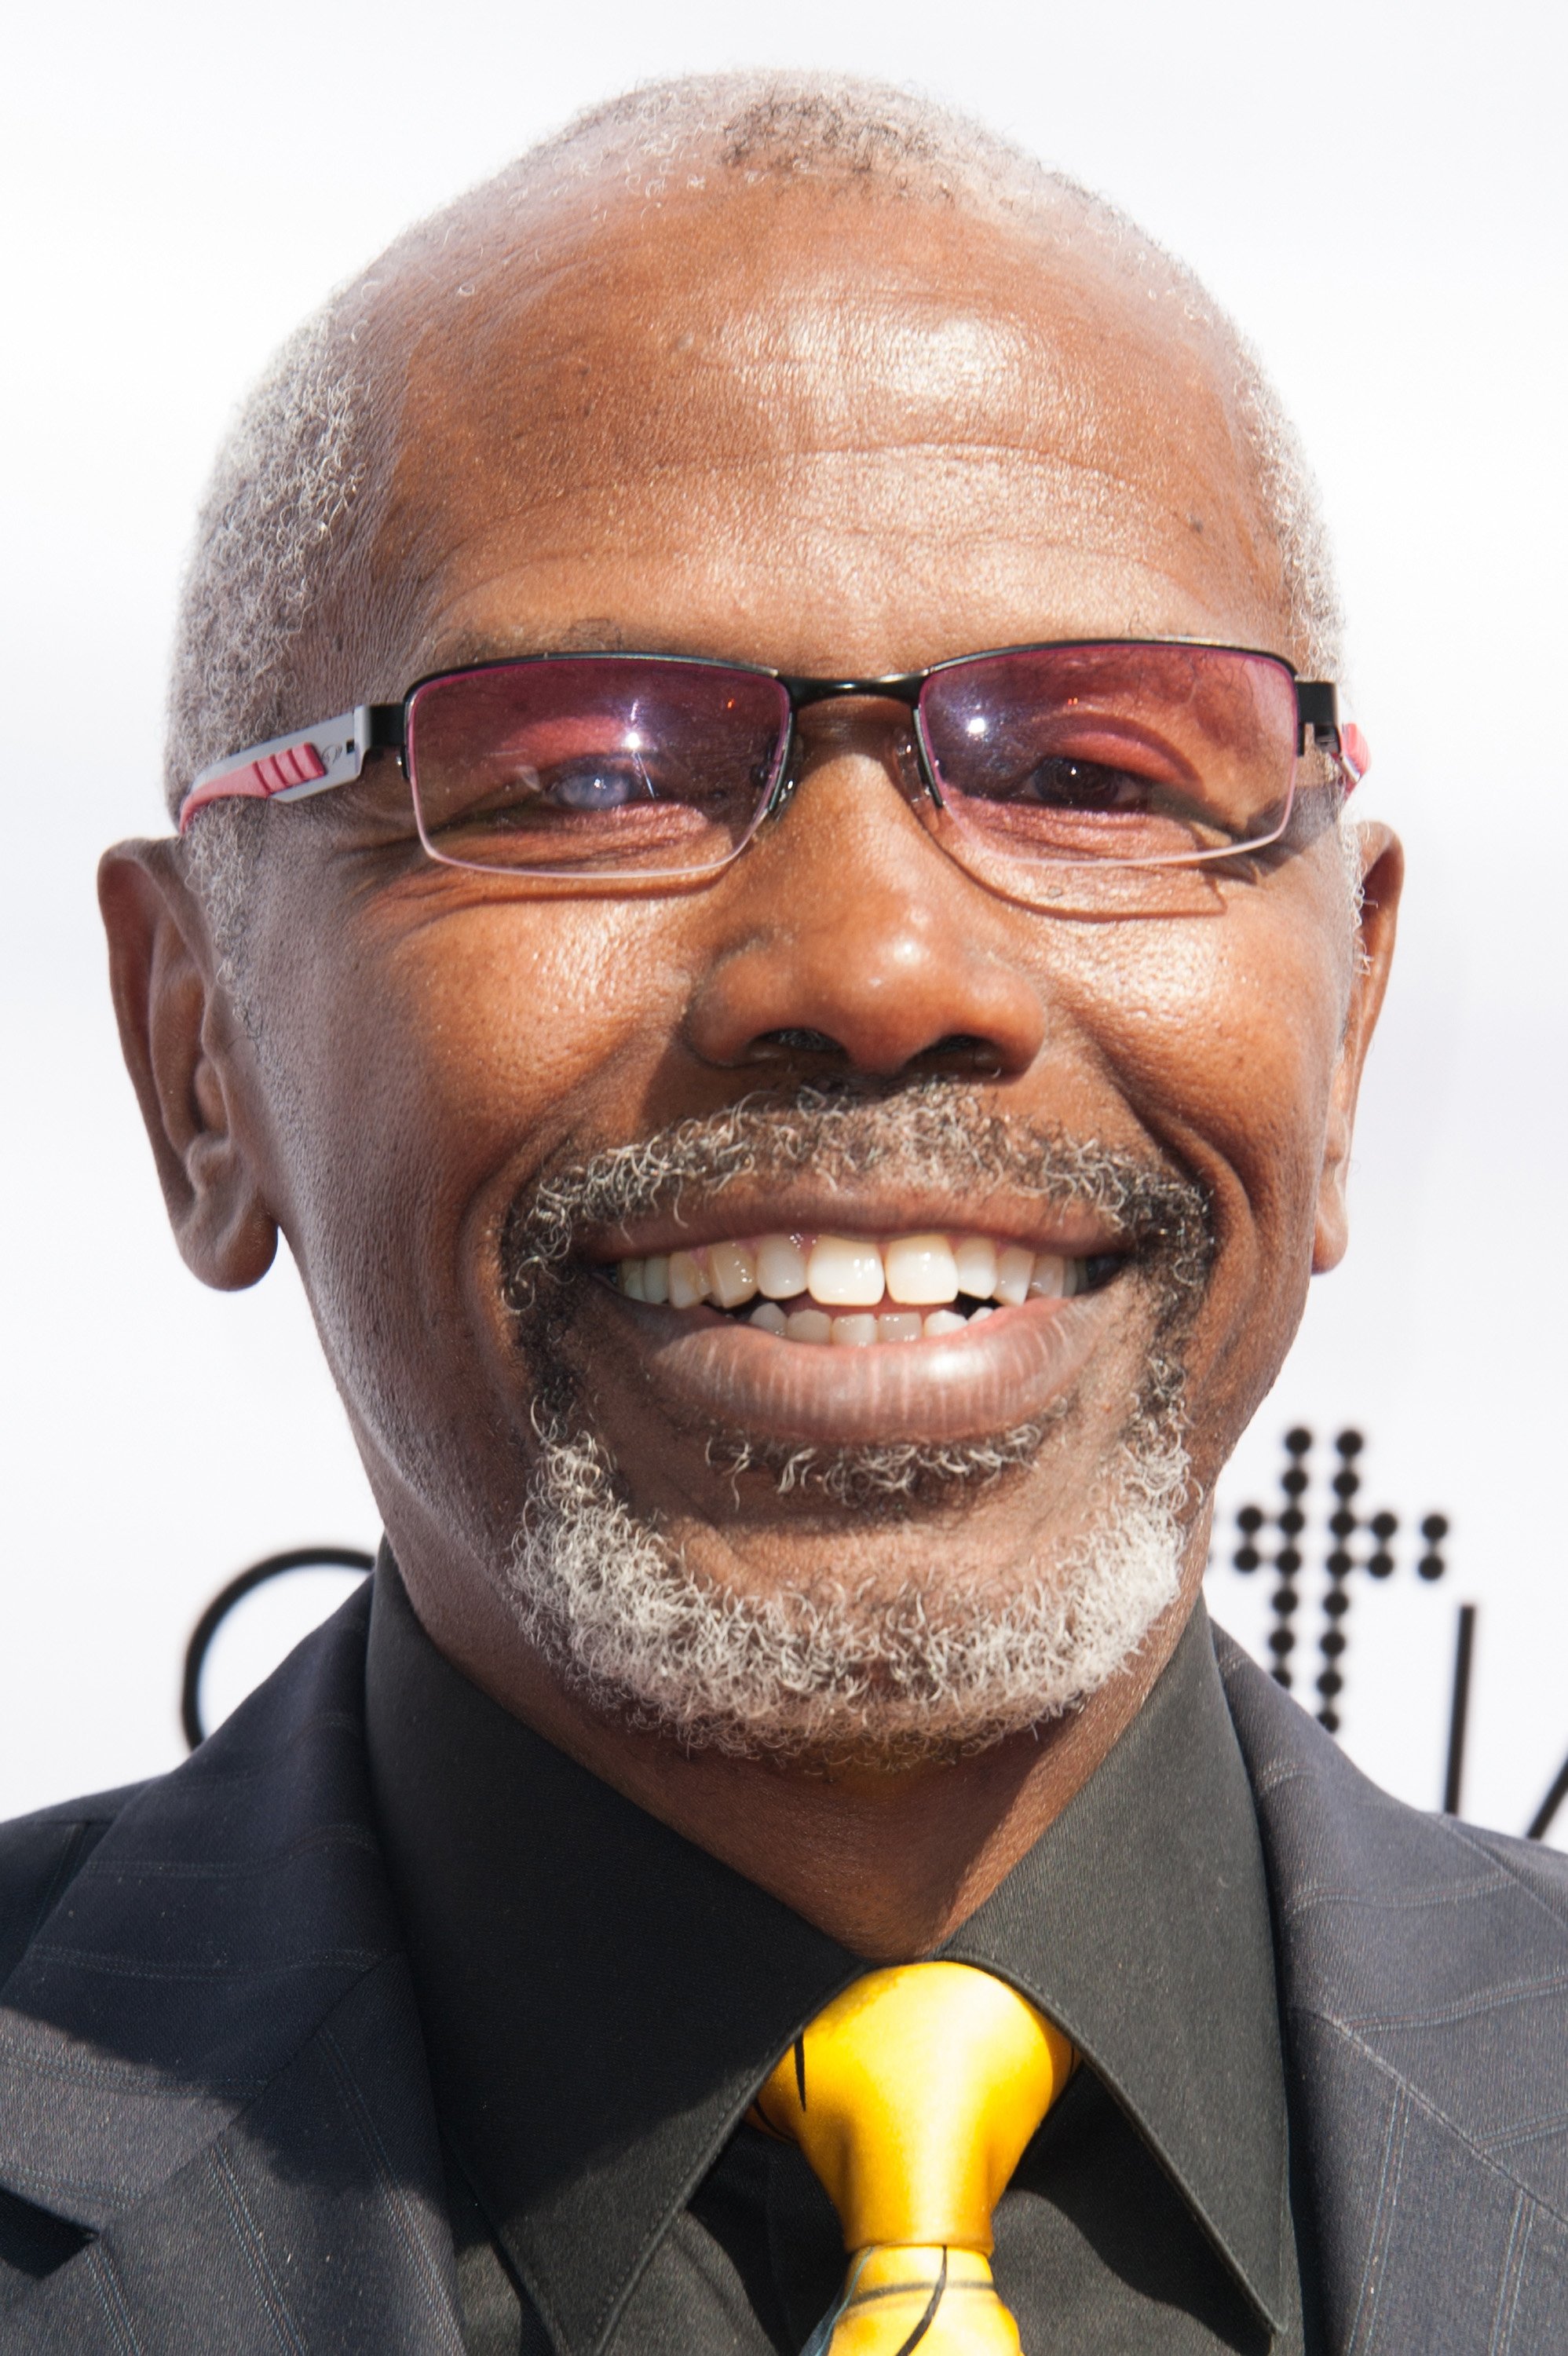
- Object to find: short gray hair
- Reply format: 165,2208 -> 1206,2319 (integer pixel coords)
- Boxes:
167,71 -> 1346,856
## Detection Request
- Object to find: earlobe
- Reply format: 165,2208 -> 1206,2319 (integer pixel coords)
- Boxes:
1312,825 -> 1404,1273
97,840 -> 280,1291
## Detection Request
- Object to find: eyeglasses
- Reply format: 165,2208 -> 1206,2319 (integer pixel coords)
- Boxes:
177,641 -> 1366,899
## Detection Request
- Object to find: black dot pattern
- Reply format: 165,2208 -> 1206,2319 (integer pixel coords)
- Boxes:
1215,1427 -> 1450,1735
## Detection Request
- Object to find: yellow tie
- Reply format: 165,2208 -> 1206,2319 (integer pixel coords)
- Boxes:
751,1963 -> 1076,2356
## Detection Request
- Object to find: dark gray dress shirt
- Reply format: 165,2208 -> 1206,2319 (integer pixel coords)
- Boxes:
366,1564 -> 1312,2355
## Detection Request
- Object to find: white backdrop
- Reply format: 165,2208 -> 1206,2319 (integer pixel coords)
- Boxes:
2,0 -> 1564,1846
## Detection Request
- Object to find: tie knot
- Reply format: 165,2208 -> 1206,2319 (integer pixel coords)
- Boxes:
754,1963 -> 1075,2255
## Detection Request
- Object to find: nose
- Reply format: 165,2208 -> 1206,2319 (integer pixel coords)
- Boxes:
682,734 -> 1048,1080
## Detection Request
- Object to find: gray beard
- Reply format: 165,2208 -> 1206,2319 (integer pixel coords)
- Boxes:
495,1080 -> 1210,1765
504,1407 -> 1190,1765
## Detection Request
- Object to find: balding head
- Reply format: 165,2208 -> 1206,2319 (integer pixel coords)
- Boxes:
166,72 -> 1340,829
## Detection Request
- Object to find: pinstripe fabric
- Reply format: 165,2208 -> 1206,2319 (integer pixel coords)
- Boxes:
0,1588 -> 1563,2349
0,1586 -> 463,2352
1215,1630 -> 1568,2351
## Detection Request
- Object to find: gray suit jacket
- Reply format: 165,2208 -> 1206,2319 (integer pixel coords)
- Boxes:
0,1585 -> 1564,2352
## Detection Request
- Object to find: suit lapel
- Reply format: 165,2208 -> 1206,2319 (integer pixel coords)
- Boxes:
9,1582 -> 1565,2351
1217,1629 -> 1568,2353
0,1586 -> 463,2352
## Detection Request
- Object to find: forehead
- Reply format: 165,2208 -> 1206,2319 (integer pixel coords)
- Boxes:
374,178 -> 1292,675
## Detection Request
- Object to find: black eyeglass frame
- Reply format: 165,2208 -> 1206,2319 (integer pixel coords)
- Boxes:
177,638 -> 1361,879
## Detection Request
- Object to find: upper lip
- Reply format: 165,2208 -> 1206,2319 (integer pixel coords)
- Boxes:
577,1187 -> 1128,1266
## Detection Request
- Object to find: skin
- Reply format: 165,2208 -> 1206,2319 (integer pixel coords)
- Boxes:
100,173 -> 1402,1959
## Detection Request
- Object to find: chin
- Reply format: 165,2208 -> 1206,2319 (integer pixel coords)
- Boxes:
492,1405 -> 1192,1764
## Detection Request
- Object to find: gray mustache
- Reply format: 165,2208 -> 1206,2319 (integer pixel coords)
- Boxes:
499,1078 -> 1213,1308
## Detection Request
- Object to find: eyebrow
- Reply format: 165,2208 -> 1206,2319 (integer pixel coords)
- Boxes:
420,619 -> 727,674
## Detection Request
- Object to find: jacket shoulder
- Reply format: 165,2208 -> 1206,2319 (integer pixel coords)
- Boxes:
0,1782 -> 148,1992
1213,1622 -> 1568,2197
0,1581 -> 408,2231
1450,1813 -> 1568,1907
1213,1621 -> 1568,1952
0,1574 -> 386,2026
1213,1624 -> 1568,2340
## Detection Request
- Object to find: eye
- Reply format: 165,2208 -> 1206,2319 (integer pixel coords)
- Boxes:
535,758 -> 656,811
1007,756 -> 1156,810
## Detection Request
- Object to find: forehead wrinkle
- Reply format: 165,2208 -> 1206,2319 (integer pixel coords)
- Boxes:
390,335 -> 1262,573
411,443 -> 1264,612
408,431 -> 1251,544
390,188 -> 1253,493
730,293 -> 1221,472
418,544 -> 1271,688
409,320 -> 1230,512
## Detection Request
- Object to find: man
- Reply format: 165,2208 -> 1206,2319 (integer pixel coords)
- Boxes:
2,70 -> 1563,2354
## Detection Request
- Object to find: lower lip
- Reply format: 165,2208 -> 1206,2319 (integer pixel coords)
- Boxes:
594,1290 -> 1115,1447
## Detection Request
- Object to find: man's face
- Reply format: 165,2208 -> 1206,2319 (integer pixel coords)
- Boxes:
156,179 -> 1394,1744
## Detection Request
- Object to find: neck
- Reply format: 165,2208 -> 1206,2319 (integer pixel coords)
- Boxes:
395,1537 -> 1208,1961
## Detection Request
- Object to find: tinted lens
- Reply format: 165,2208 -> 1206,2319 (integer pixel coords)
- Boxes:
406,658 -> 791,877
917,644 -> 1300,868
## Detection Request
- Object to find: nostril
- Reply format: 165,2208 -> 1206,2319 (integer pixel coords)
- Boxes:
747,1028 -> 1002,1070
756,1028 -> 844,1056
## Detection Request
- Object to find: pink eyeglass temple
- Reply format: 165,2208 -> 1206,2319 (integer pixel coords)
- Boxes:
178,710 -> 370,830
177,705 -> 1369,834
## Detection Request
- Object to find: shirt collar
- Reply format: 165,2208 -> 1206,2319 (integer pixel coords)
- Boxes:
941,1602 -> 1290,2333
366,1560 -> 1288,2356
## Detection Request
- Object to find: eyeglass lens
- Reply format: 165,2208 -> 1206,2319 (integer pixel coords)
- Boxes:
404,645 -> 1303,883
406,659 -> 792,880
916,645 -> 1299,873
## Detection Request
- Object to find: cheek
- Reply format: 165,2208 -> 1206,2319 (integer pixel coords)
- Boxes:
1160,933 -> 1332,1169
265,895 -> 691,1336
1067,890 -> 1349,1468
1054,892 -> 1347,1277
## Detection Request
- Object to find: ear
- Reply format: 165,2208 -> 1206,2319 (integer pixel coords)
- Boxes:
98,839 -> 280,1290
1312,824 -> 1403,1273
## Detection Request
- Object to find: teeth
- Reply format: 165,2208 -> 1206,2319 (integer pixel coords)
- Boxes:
876,1311 -> 923,1342
883,1233 -> 959,1306
707,1238 -> 758,1308
831,1314 -> 880,1348
807,1235 -> 885,1308
952,1235 -> 997,1297
667,1250 -> 710,1310
614,1229 -> 1111,1337
755,1235 -> 810,1298
992,1246 -> 1035,1308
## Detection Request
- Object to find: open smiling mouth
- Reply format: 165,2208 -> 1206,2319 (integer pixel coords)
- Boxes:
609,1227 -> 1124,1344
578,1220 -> 1132,1448
510,1101 -> 1206,1454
